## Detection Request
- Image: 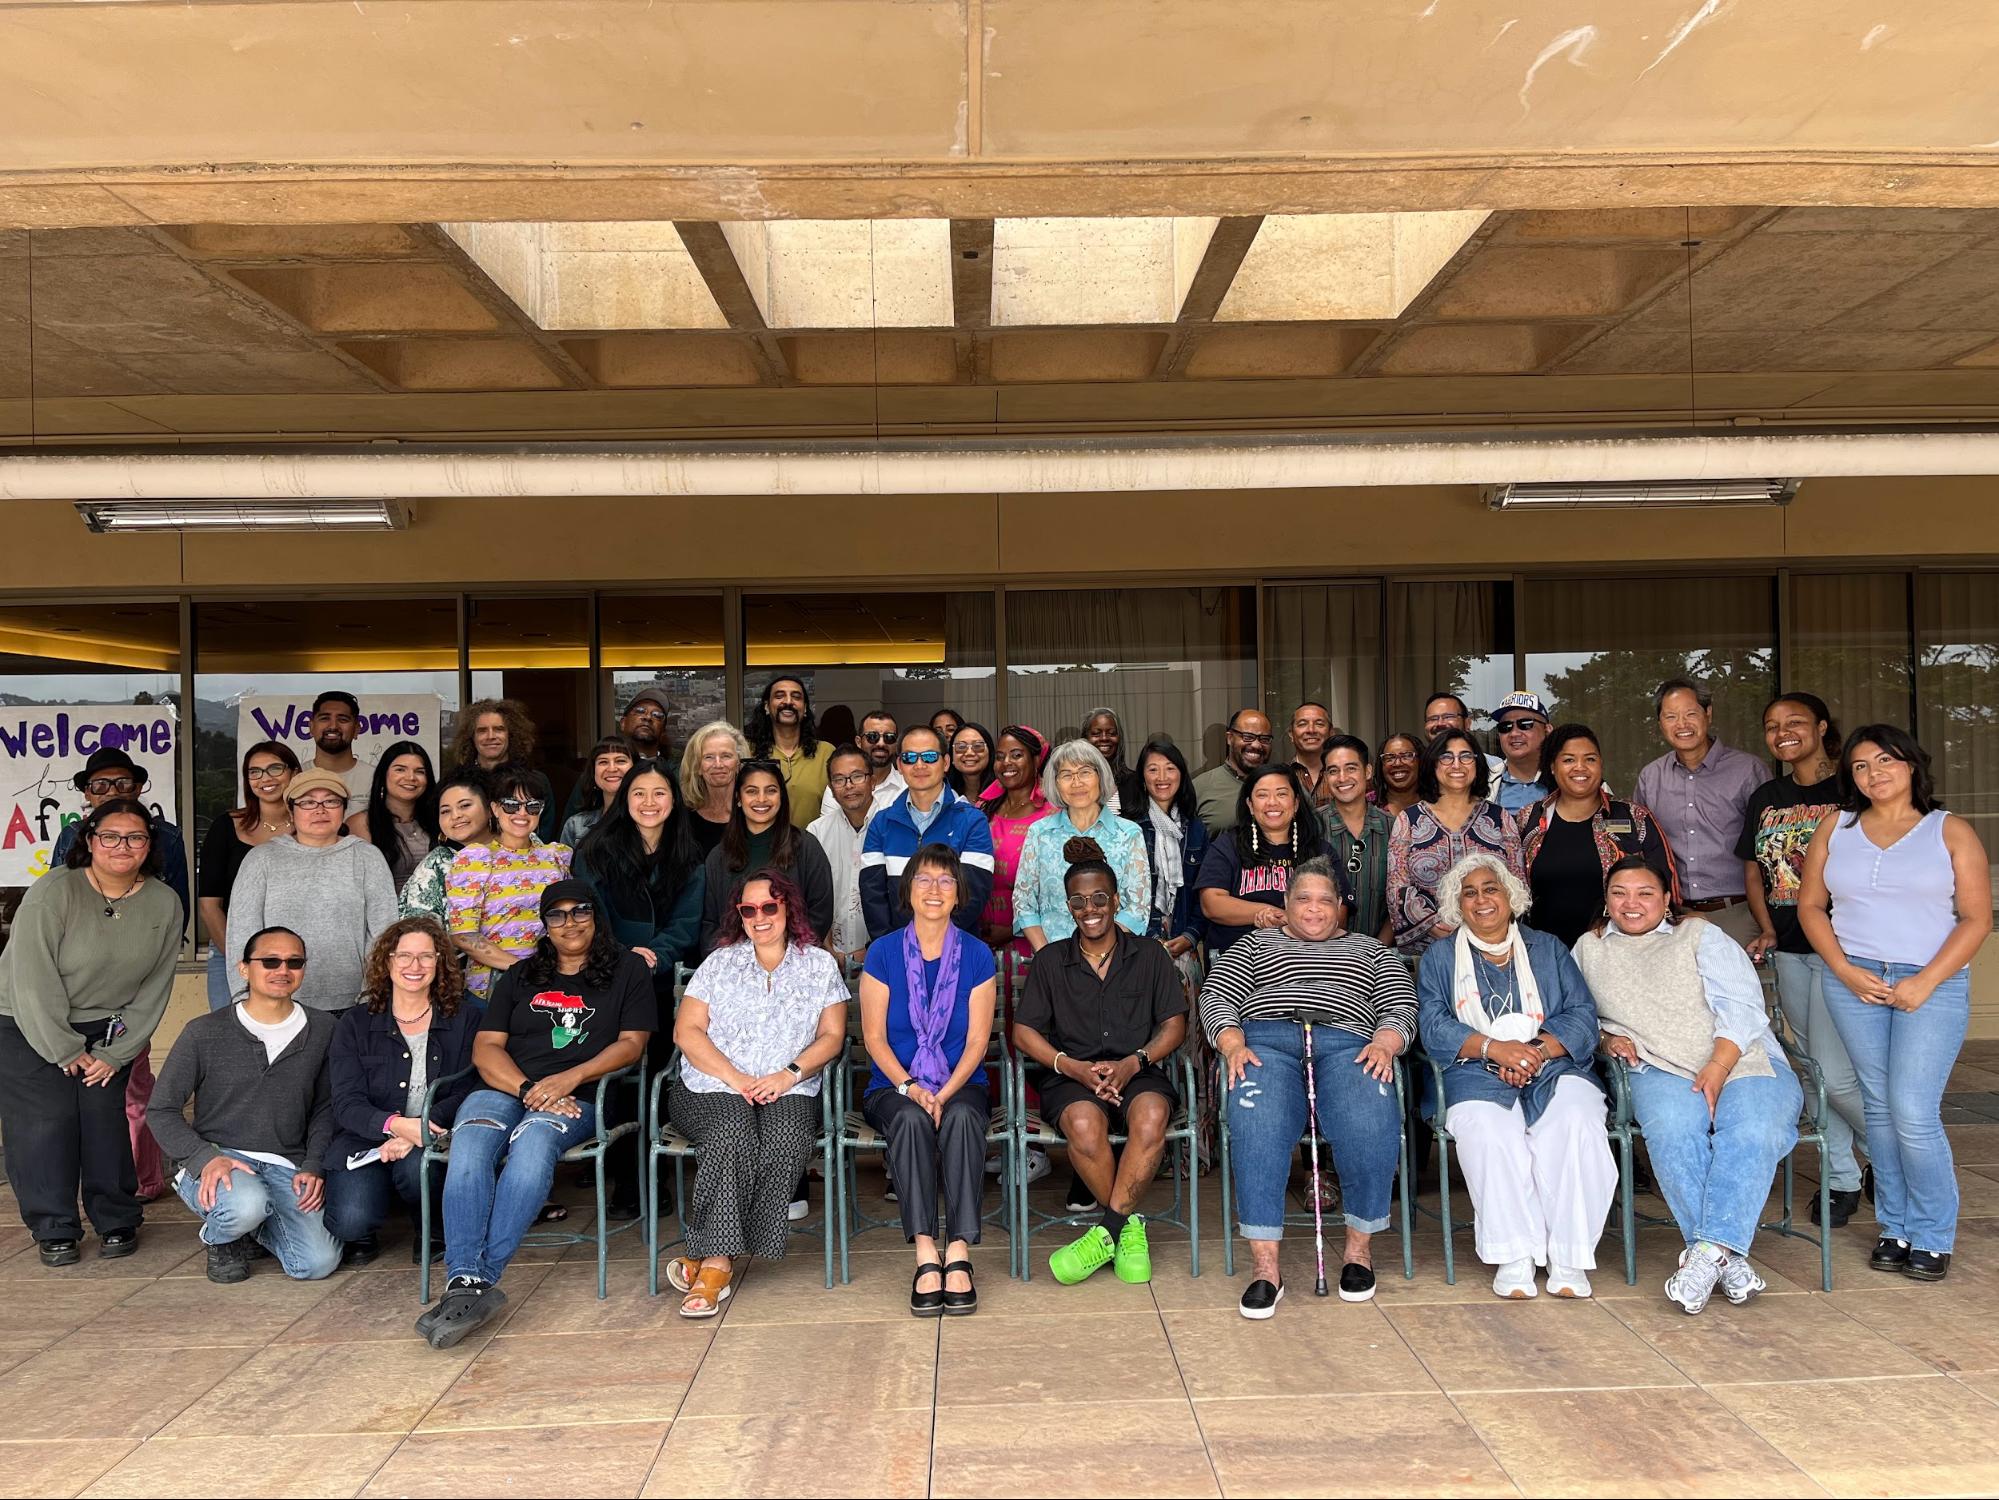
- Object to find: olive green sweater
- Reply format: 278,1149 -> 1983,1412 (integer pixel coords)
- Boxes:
0,867 -> 182,1069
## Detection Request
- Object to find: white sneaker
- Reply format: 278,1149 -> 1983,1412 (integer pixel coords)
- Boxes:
1545,1265 -> 1592,1298
1665,1241 -> 1726,1315
1718,1251 -> 1767,1306
1492,1258 -> 1538,1299
1024,1149 -> 1052,1184
787,1197 -> 809,1222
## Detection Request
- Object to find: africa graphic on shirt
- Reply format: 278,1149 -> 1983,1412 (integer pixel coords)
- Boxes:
1751,799 -> 1839,905
529,990 -> 595,1050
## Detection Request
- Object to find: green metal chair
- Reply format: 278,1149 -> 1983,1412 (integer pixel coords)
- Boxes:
1011,1044 -> 1202,1280
644,1044 -> 840,1294
1218,1049 -> 1416,1281
416,1060 -> 646,1302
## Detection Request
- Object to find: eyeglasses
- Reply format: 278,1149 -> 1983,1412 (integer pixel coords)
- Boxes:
829,771 -> 872,790
912,874 -> 958,892
496,797 -> 546,815
1436,750 -> 1481,765
544,904 -> 595,928
900,749 -> 942,765
862,730 -> 899,745
1054,766 -> 1098,783
1381,750 -> 1418,763
90,829 -> 152,850
736,900 -> 784,919
249,956 -> 307,971
392,951 -> 439,968
1064,892 -> 1113,911
623,706 -> 667,722
1230,731 -> 1275,746
244,765 -> 290,782
83,777 -> 140,796
291,796 -> 347,813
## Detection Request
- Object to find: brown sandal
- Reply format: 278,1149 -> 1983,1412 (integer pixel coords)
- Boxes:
679,1264 -> 733,1319
664,1256 -> 703,1294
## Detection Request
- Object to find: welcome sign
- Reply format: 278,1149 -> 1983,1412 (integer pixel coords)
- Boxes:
0,705 -> 180,885
233,692 -> 445,788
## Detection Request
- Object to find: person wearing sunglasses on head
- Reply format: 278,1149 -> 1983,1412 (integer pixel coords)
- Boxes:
665,869 -> 848,1318
1193,708 -> 1276,837
1320,735 -> 1394,945
699,761 -> 836,953
860,725 -> 996,942
148,926 -> 343,1286
0,799 -> 183,1267
227,768 -> 399,1012
445,767 -> 573,1001
323,918 -> 481,1268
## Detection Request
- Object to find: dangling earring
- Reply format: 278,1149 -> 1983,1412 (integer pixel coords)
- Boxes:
1250,822 -> 1260,854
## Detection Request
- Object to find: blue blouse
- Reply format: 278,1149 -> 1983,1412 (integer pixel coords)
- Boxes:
862,929 -> 997,1096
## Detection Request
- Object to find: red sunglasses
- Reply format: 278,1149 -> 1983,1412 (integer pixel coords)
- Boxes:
735,899 -> 784,919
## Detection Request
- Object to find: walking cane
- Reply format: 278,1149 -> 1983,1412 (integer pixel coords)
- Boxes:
1302,1019 -> 1329,1297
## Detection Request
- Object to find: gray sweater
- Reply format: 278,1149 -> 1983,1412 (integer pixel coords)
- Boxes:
147,1003 -> 337,1177
225,835 -> 397,1010
0,868 -> 182,1069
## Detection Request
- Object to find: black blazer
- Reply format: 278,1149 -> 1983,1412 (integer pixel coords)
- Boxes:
327,1000 -> 481,1165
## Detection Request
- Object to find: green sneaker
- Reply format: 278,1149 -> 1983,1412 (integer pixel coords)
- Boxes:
1049,1225 -> 1116,1285
1113,1215 -> 1152,1284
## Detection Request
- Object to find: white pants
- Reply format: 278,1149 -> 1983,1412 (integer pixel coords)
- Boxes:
1447,1075 -> 1618,1270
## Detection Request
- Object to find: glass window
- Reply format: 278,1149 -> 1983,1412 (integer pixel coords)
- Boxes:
0,601 -> 183,939
468,595 -> 590,809
1264,582 -> 1384,756
1389,580 -> 1515,746
600,592 -> 727,758
1916,573 -> 1999,905
743,592 -> 996,752
1005,586 -> 1254,774
1524,575 -> 1775,791
1790,573 -> 1912,732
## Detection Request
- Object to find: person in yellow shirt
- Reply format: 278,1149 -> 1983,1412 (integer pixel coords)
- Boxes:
747,675 -> 833,830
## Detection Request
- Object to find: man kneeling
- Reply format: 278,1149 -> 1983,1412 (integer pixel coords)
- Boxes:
147,926 -> 341,1284
1013,844 -> 1187,1285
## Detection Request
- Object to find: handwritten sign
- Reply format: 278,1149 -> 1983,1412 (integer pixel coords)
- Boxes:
0,705 -> 179,885
233,692 -> 444,791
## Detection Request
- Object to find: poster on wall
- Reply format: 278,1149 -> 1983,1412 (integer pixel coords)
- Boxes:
0,705 -> 180,885
233,693 -> 445,796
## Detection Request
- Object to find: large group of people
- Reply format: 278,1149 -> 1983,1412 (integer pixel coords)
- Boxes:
0,673 -> 1986,1343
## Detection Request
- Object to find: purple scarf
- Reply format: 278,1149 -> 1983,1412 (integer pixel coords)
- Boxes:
902,921 -> 964,1091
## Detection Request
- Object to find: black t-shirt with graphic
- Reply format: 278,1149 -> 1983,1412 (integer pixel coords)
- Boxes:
481,949 -> 656,1081
1194,837 -> 1296,955
1734,775 -> 1841,954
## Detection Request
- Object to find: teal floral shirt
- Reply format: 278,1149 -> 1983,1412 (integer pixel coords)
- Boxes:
1012,809 -> 1150,942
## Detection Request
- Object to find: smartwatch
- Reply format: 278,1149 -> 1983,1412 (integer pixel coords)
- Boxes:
785,1062 -> 804,1079
517,1078 -> 535,1102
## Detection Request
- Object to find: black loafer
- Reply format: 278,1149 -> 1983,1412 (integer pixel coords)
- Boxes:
1813,1189 -> 1861,1229
1870,1236 -> 1911,1273
98,1229 -> 139,1259
911,1262 -> 946,1318
941,1258 -> 978,1316
341,1233 -> 380,1267
1238,1278 -> 1285,1320
1904,1249 -> 1951,1282
1337,1262 -> 1377,1303
38,1239 -> 80,1268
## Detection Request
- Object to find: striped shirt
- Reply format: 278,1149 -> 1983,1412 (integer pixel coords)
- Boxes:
1199,927 -> 1418,1047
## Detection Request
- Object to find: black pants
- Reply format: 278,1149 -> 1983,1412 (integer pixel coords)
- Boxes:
0,1015 -> 139,1243
667,1083 -> 819,1260
863,1085 -> 988,1247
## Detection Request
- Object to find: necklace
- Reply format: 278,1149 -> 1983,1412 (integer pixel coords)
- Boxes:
86,868 -> 142,918
393,1001 -> 433,1027
1476,953 -> 1518,1013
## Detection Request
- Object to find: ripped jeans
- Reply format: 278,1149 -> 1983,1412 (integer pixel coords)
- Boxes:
441,1088 -> 598,1285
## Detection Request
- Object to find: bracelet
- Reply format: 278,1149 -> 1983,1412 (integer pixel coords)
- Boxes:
1478,1036 -> 1492,1061
1053,1051 -> 1068,1078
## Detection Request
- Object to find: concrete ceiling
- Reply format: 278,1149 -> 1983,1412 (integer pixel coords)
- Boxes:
8,205 -> 1999,443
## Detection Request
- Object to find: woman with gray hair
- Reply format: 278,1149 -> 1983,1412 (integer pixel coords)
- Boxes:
1416,851 -> 1615,1300
1012,739 -> 1149,949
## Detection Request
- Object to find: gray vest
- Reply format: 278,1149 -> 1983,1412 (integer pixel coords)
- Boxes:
1574,917 -> 1772,1082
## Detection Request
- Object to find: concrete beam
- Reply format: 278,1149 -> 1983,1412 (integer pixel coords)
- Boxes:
671,222 -> 791,385
1152,216 -> 1263,379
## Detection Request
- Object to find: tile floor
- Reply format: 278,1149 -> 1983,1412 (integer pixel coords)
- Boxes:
6,1044 -> 1999,1498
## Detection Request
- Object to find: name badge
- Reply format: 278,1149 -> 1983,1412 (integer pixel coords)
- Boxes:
1604,821 -> 1633,836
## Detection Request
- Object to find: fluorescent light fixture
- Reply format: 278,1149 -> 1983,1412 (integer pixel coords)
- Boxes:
76,500 -> 409,533
1485,479 -> 1798,510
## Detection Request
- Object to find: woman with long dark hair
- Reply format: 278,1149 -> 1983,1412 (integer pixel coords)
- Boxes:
575,760 -> 706,977
1800,725 -> 1992,1282
1516,723 -> 1675,949
1194,763 -> 1329,955
947,721 -> 996,802
197,738 -> 301,1011
400,767 -> 493,927
1386,730 -> 1523,960
560,735 -> 638,848
347,740 -> 441,893
697,760 -> 835,951
444,766 -> 573,1000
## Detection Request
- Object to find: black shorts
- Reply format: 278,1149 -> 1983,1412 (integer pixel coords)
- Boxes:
1037,1062 -> 1178,1137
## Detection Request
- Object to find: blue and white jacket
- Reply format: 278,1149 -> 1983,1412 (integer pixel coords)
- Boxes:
860,785 -> 995,941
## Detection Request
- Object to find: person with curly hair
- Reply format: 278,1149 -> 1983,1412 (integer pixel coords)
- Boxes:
451,698 -> 558,841
323,917 -> 481,1266
745,675 -> 831,830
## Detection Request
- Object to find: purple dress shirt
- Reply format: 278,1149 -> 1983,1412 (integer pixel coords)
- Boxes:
1632,740 -> 1771,901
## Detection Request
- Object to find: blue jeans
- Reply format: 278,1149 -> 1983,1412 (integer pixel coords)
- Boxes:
323,1150 -> 429,1243
441,1089 -> 597,1284
1225,1020 -> 1400,1237
174,1155 -> 342,1280
1626,1063 -> 1801,1256
204,948 -> 233,1012
1770,951 -> 1865,1191
1821,957 -> 1971,1254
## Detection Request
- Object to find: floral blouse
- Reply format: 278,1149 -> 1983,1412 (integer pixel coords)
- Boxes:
678,941 -> 847,1096
399,842 -> 458,926
1386,800 -> 1524,958
446,837 -> 574,999
1012,808 -> 1151,943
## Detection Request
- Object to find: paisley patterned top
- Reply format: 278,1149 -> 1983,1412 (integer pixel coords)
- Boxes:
1386,800 -> 1524,958
445,838 -> 574,998
678,940 -> 847,1095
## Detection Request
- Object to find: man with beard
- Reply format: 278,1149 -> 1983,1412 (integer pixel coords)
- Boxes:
747,675 -> 832,830
1193,709 -> 1274,837
823,708 -> 906,820
306,691 -> 373,802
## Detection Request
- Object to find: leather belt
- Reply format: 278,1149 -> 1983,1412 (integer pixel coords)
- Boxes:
1682,895 -> 1748,912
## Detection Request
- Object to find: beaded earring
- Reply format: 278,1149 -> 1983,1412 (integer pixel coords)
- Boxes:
1249,822 -> 1259,854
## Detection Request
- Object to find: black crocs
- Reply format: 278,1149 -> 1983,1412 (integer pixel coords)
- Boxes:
421,1280 -> 507,1349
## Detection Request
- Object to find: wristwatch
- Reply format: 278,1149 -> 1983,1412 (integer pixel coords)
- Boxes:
785,1062 -> 803,1079
517,1078 -> 535,1102
1134,1047 -> 1153,1069
895,1079 -> 914,1096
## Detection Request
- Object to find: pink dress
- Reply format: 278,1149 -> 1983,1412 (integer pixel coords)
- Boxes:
984,791 -> 1052,981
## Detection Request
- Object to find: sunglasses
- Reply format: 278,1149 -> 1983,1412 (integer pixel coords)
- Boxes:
544,904 -> 595,927
736,899 -> 784,919
1496,720 -> 1542,735
861,730 -> 899,744
496,797 -> 547,815
248,956 -> 307,971
900,749 -> 942,765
